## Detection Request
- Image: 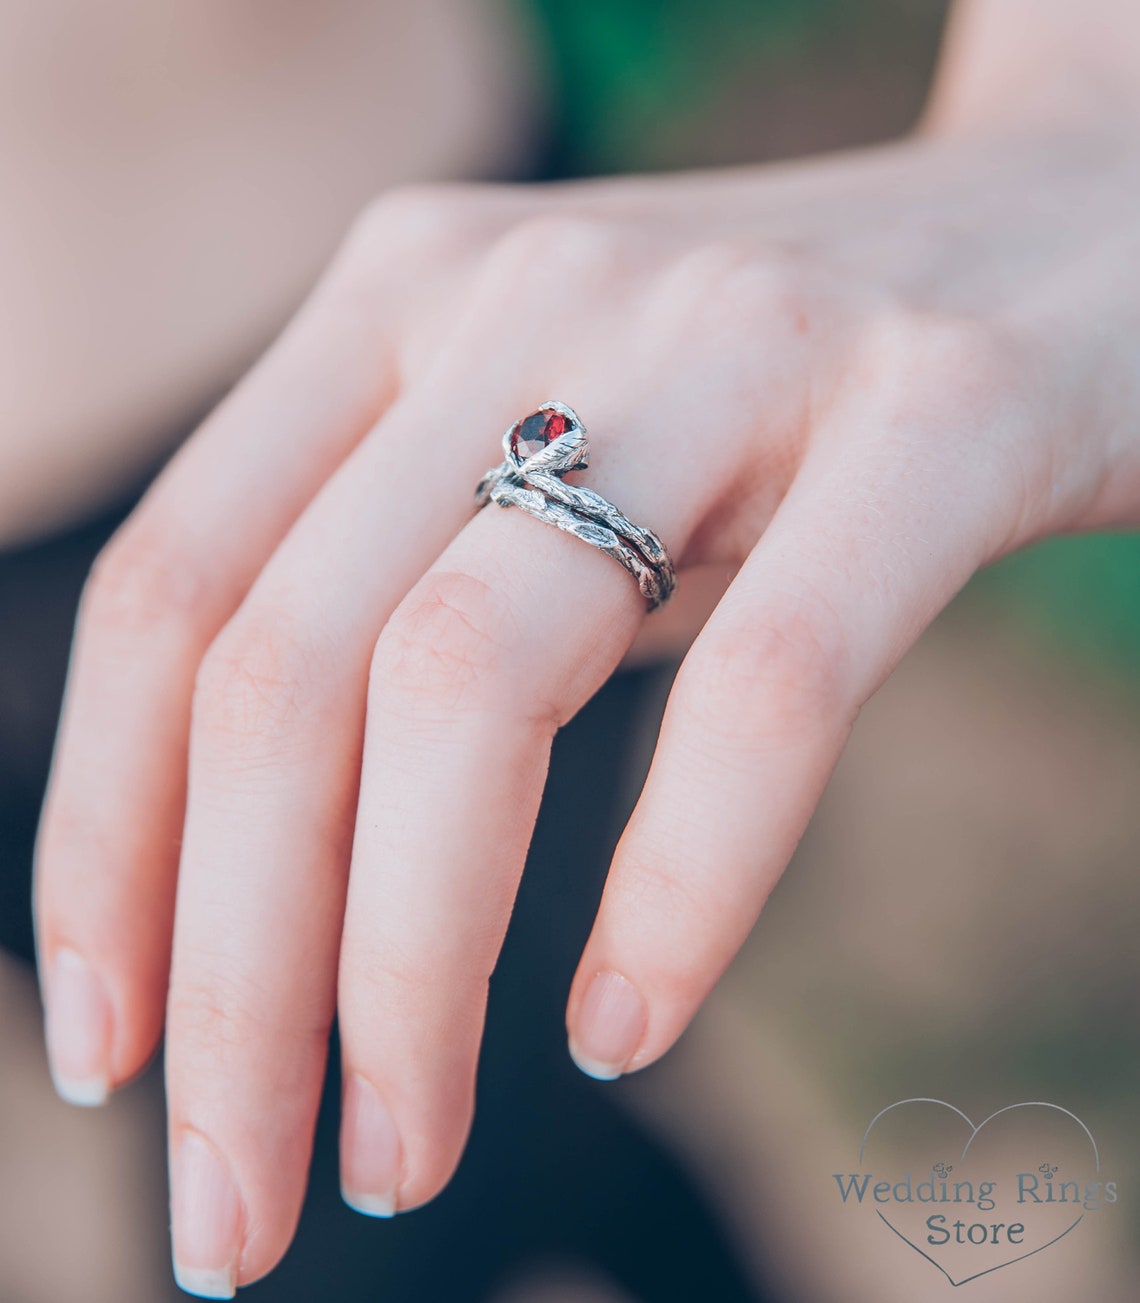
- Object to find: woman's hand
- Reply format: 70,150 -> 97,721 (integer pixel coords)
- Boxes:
33,107 -> 1140,1297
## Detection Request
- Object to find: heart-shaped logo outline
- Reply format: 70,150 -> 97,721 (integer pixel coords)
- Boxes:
859,1099 -> 1100,1287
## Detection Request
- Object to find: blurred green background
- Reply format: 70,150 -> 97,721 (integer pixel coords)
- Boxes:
530,0 -> 836,170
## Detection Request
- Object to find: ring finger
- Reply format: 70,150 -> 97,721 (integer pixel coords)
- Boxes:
336,394 -> 706,1217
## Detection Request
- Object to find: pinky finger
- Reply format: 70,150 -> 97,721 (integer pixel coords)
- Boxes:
566,433 -> 1007,1078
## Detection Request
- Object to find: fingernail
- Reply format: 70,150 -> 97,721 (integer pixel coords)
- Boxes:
569,970 -> 647,1080
340,1073 -> 402,1217
45,947 -> 111,1106
171,1131 -> 242,1299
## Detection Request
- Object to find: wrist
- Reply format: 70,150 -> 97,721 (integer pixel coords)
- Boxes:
920,0 -> 1140,142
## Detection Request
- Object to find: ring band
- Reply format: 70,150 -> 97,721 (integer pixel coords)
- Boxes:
474,402 -> 677,610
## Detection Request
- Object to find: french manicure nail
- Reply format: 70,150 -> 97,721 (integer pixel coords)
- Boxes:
569,970 -> 647,1080
341,1073 -> 402,1217
45,947 -> 111,1106
171,1131 -> 242,1299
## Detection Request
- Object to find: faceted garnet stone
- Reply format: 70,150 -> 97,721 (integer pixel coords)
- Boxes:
511,408 -> 571,460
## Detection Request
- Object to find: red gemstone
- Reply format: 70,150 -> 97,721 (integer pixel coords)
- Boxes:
511,409 -> 571,460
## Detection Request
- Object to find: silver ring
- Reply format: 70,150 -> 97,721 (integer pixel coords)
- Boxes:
474,402 -> 677,610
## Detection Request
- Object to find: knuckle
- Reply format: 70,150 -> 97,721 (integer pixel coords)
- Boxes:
168,972 -> 261,1051
193,609 -> 328,764
676,596 -> 847,748
83,516 -> 209,641
611,851 -> 722,950
344,944 -> 473,1025
864,304 -> 1027,415
169,965 -> 331,1057
654,240 -> 820,341
670,239 -> 796,293
849,304 -> 1041,531
338,182 -> 485,272
345,946 -> 423,1006
487,212 -> 626,284
915,310 -> 1018,378
731,252 -> 816,326
327,182 -> 511,365
370,570 -> 513,716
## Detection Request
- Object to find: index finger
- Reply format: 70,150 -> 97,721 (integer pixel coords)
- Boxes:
34,247 -> 397,1103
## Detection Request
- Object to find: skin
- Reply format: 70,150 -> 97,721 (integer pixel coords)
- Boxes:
0,0 -> 535,546
32,0 -> 1140,1295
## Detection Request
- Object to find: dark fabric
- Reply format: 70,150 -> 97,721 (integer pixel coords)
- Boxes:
0,509 -> 117,963
0,496 -> 773,1302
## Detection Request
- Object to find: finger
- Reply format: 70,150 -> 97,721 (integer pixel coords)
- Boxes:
621,562 -> 736,667
567,414 -> 1018,1078
334,410 -> 705,1219
163,379 -> 566,1292
167,212 -> 818,1283
33,229 -> 399,1104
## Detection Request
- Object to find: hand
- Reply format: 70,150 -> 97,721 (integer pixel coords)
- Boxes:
33,120 -> 1140,1294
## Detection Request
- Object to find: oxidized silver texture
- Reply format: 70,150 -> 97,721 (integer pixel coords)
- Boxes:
474,401 -> 677,610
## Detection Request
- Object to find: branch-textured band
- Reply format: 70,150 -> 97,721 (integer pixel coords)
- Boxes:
474,403 -> 678,611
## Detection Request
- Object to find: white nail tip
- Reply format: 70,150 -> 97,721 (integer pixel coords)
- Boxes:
172,1263 -> 236,1299
51,1071 -> 110,1107
568,1045 -> 622,1081
342,1187 -> 397,1218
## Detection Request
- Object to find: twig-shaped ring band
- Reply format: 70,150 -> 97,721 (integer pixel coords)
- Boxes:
474,402 -> 678,611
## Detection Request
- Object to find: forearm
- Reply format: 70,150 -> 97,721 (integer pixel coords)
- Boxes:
924,0 -> 1140,135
